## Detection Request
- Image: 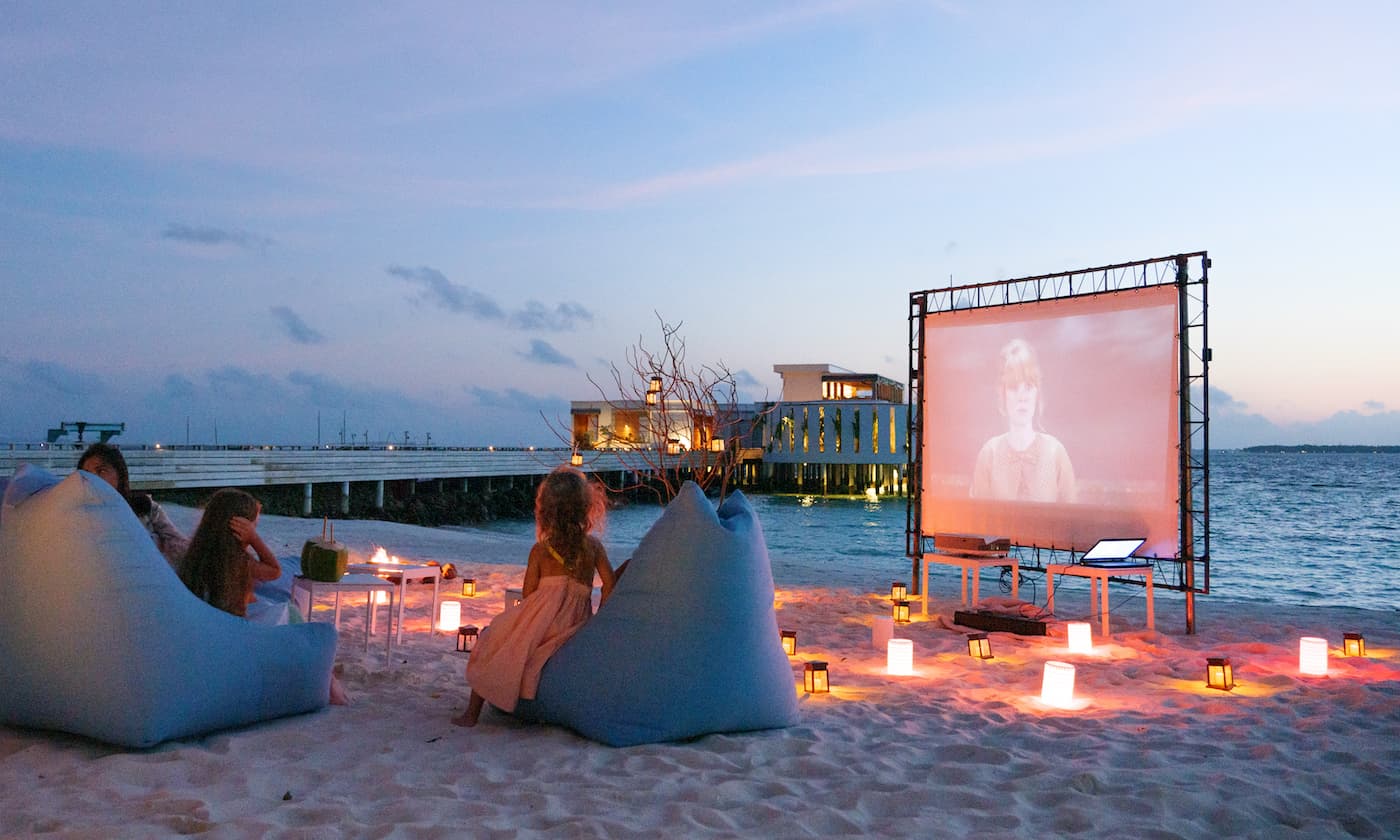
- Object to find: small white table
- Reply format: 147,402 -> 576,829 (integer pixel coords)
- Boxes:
347,562 -> 442,643
921,550 -> 1019,615
291,574 -> 396,666
1045,563 -> 1155,638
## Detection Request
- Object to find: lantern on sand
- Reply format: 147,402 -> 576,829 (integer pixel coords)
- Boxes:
1205,657 -> 1234,691
804,661 -> 829,694
457,625 -> 479,653
780,630 -> 797,656
967,632 -> 993,660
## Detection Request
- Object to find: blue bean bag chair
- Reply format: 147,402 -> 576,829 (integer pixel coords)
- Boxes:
514,482 -> 799,746
0,466 -> 338,748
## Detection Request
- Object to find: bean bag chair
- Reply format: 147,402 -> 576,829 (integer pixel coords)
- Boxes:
514,482 -> 799,746
0,466 -> 337,748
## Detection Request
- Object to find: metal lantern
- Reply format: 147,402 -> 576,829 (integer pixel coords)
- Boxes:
1344,632 -> 1366,657
1205,657 -> 1234,691
781,630 -> 797,656
457,625 -> 479,653
967,632 -> 993,659
804,660 -> 829,694
646,390 -> 659,406
890,581 -> 908,601
892,599 -> 911,624
666,440 -> 682,455
461,578 -> 476,597
648,376 -> 662,393
570,452 -> 583,467
710,437 -> 725,453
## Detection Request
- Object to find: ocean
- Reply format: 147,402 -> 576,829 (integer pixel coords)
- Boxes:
471,450 -> 1399,614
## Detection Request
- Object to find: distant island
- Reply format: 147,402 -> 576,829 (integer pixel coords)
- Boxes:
1241,444 -> 1400,453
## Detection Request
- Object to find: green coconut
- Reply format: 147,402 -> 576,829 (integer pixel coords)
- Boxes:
301,518 -> 347,582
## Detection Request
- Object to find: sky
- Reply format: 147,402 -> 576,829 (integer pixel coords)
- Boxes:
2,1 -> 1399,450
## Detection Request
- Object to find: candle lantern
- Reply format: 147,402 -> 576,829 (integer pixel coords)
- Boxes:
648,376 -> 662,393
646,390 -> 659,406
804,661 -> 829,694
710,437 -> 725,453
438,600 -> 462,632
457,625 -> 479,653
887,638 -> 914,676
967,632 -> 993,659
570,452 -> 583,467
461,578 -> 477,597
1066,621 -> 1092,654
890,581 -> 908,601
872,615 -> 894,650
892,599 -> 911,624
1343,632 -> 1366,657
1205,657 -> 1234,691
1041,660 -> 1076,708
666,440 -> 682,455
780,630 -> 797,656
1299,636 -> 1329,676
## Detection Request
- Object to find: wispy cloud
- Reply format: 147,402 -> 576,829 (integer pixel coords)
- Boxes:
517,339 -> 575,367
270,306 -> 325,345
162,223 -> 272,251
468,386 -> 564,413
509,301 -> 594,331
386,265 -> 505,320
1363,399 -> 1385,412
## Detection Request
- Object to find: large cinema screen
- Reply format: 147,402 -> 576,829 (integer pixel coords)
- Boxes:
920,284 -> 1180,558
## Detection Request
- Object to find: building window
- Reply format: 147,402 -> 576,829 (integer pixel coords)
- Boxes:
802,407 -> 809,453
889,407 -> 897,454
834,408 -> 842,454
818,406 -> 825,453
853,408 -> 861,454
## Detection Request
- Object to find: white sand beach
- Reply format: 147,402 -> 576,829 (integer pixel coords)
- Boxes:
3,505 -> 1397,839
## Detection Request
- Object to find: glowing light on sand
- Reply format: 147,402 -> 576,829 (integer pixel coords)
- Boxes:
1206,657 -> 1234,691
892,600 -> 910,624
1299,637 -> 1328,676
804,661 -> 829,694
967,632 -> 993,659
781,630 -> 797,656
1041,661 -> 1076,708
461,578 -> 476,597
1067,622 -> 1092,654
887,639 -> 914,675
438,601 -> 461,631
1343,632 -> 1366,657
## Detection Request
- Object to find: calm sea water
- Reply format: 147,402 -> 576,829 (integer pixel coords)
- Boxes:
471,451 -> 1400,613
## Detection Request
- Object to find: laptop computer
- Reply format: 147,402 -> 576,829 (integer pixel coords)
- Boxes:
1078,538 -> 1149,568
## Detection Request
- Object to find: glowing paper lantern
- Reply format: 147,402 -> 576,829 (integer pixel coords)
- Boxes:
967,632 -> 993,659
1066,621 -> 1092,654
438,600 -> 461,632
457,625 -> 478,653
804,661 -> 829,694
1299,636 -> 1329,676
461,578 -> 476,597
890,581 -> 908,601
1040,661 -> 1076,708
892,600 -> 911,624
1205,657 -> 1234,691
887,638 -> 914,676
780,630 -> 797,656
1343,632 -> 1366,657
872,616 -> 894,650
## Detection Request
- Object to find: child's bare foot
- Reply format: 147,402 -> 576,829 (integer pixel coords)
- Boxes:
452,692 -> 485,727
329,676 -> 350,706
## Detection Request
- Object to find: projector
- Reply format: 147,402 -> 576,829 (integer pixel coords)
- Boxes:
933,533 -> 1011,556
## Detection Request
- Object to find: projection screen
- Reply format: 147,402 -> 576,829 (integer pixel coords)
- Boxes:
920,284 -> 1179,558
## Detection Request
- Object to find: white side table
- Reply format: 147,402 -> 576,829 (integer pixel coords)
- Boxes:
291,574 -> 396,666
921,550 -> 1019,615
347,563 -> 442,643
1044,563 -> 1155,638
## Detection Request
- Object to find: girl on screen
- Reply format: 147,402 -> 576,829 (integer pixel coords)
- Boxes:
970,338 -> 1077,503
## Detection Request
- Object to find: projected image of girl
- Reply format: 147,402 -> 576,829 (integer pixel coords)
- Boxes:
970,338 -> 1077,502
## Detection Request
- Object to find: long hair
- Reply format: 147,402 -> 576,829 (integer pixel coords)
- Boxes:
534,466 -> 605,571
77,442 -> 154,517
179,488 -> 259,617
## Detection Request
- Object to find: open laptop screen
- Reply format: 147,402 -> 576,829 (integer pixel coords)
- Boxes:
1081,538 -> 1145,562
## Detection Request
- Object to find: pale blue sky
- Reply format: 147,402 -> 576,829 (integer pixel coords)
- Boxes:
3,1 -> 1398,448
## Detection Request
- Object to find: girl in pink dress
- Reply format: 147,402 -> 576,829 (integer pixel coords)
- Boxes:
455,466 -> 616,727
